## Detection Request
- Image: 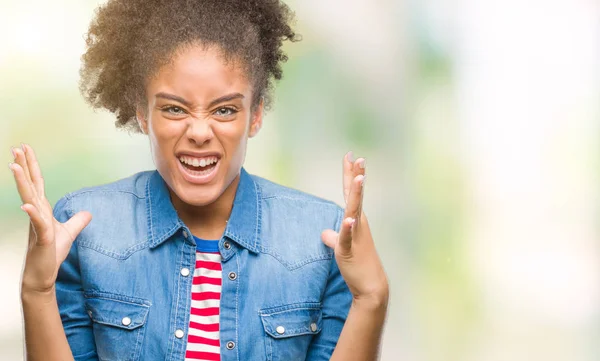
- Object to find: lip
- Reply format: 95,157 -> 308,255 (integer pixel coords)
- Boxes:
175,150 -> 222,159
175,152 -> 221,185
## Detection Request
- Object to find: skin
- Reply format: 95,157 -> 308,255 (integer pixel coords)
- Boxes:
12,43 -> 388,361
136,43 -> 264,239
323,153 -> 389,360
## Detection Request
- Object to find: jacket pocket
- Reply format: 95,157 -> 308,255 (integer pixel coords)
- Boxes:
84,292 -> 151,361
259,303 -> 322,361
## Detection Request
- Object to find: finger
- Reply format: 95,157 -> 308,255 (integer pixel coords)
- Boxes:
9,162 -> 35,205
21,203 -> 52,247
353,157 -> 366,177
336,217 -> 356,252
62,211 -> 92,241
343,151 -> 354,202
345,174 -> 365,222
13,146 -> 35,196
22,144 -> 45,199
321,229 -> 339,249
352,158 -> 366,218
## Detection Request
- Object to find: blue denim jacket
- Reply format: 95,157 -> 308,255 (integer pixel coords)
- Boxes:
55,167 -> 352,361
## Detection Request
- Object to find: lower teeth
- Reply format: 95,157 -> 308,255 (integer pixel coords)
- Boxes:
182,162 -> 216,176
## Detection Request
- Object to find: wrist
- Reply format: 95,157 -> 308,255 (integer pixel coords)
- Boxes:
21,284 -> 56,304
352,286 -> 389,312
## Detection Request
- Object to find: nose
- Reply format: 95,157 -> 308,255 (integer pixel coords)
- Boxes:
185,117 -> 214,146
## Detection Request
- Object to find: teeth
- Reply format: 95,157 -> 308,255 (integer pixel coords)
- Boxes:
179,156 -> 218,167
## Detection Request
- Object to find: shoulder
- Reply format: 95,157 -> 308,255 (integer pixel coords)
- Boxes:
251,173 -> 341,210
249,173 -> 344,268
52,171 -> 153,256
53,169 -> 153,215
251,173 -> 344,224
53,170 -> 153,214
58,170 -> 152,204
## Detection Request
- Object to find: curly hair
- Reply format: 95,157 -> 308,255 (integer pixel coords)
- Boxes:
79,0 -> 300,132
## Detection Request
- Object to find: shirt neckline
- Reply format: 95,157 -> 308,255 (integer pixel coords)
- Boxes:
145,167 -> 262,253
193,235 -> 220,253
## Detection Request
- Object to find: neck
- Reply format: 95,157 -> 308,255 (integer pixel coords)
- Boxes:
169,174 -> 240,240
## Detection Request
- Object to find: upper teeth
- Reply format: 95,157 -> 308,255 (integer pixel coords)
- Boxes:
179,156 -> 218,167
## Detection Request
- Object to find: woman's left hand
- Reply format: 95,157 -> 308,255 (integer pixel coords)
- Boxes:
321,152 -> 389,308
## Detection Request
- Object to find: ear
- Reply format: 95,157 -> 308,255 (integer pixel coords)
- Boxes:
135,105 -> 149,135
248,98 -> 264,138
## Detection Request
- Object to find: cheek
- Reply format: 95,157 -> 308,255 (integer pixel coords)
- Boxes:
215,119 -> 250,174
217,117 -> 250,151
148,118 -> 185,163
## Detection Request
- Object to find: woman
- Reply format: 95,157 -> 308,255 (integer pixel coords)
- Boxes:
12,0 -> 388,360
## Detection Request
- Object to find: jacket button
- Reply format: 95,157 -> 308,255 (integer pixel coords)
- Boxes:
276,326 -> 285,335
180,268 -> 190,277
310,322 -> 318,332
182,230 -> 189,238
175,329 -> 184,339
223,241 -> 231,250
228,272 -> 237,280
226,341 -> 235,350
121,317 -> 132,326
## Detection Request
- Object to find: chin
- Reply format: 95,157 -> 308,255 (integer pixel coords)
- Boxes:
183,186 -> 221,207
174,182 -> 223,207
162,156 -> 240,208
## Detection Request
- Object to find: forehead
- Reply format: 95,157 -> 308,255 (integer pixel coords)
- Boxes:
148,44 -> 251,99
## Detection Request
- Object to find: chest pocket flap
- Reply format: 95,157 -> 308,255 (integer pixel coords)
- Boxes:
85,295 -> 150,330
259,303 -> 322,339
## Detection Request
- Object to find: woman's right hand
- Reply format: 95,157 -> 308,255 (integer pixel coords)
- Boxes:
10,144 -> 92,295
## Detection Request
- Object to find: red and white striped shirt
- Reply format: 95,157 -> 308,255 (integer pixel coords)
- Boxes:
185,237 -> 222,361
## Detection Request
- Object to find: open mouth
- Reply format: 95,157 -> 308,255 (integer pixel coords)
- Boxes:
179,155 -> 219,175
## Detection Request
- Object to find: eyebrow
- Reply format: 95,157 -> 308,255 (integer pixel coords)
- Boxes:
155,92 -> 192,107
208,93 -> 245,108
154,92 -> 245,109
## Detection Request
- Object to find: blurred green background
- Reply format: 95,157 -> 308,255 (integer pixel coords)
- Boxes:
1,0 -> 599,360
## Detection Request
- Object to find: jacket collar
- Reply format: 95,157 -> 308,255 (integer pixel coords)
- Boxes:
145,167 -> 261,252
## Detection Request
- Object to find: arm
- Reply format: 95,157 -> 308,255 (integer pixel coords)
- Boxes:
22,278 -> 98,361
305,258 -> 353,359
330,258 -> 388,360
21,285 -> 75,361
317,152 -> 390,360
54,197 -> 98,360
11,144 -> 94,361
313,218 -> 388,361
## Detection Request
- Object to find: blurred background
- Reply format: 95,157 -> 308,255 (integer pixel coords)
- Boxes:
1,0 -> 599,360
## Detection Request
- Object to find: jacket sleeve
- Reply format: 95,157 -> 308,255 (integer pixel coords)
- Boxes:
54,195 -> 99,361
305,207 -> 353,360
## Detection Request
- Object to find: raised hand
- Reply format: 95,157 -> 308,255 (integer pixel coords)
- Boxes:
321,152 -> 389,305
9,144 -> 92,295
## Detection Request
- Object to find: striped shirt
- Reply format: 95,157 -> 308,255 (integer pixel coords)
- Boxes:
185,237 -> 222,361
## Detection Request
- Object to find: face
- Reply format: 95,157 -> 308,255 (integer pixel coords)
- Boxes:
136,43 -> 263,208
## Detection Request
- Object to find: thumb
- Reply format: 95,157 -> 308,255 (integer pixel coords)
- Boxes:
321,229 -> 339,250
63,211 -> 92,241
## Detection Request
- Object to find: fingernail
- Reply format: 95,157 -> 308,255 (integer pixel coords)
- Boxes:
346,217 -> 356,228
8,162 -> 14,171
357,158 -> 366,169
20,204 -> 27,212
347,151 -> 354,163
360,175 -> 366,187
21,143 -> 27,153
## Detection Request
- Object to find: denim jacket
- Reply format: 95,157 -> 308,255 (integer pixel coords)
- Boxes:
55,167 -> 352,361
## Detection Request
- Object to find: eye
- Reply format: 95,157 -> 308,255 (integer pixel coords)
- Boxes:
161,106 -> 186,116
214,107 -> 238,118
